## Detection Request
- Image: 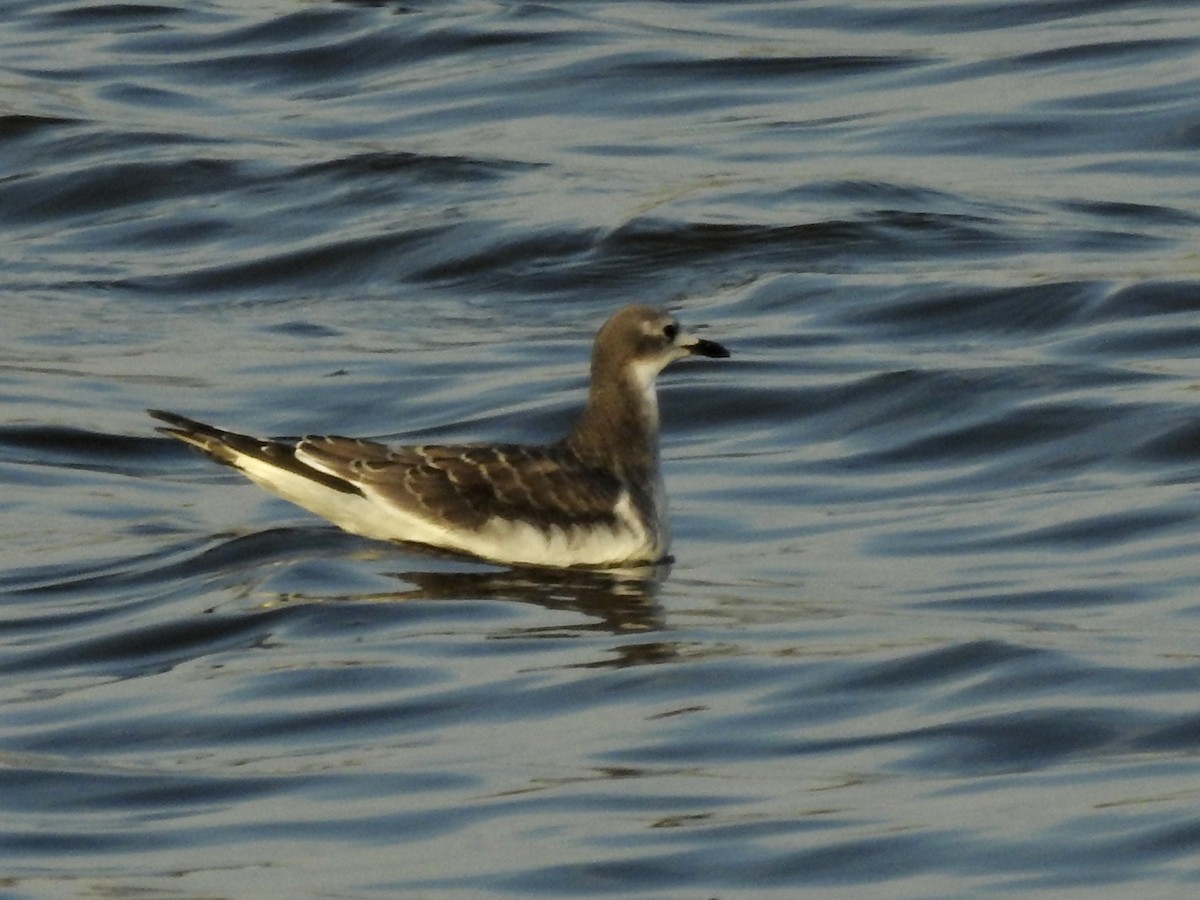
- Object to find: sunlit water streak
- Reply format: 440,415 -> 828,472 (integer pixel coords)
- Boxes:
4,1 -> 1200,897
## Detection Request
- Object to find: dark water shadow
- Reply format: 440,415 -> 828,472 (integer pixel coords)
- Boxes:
371,563 -> 666,635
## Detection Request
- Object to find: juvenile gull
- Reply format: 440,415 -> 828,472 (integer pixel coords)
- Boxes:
150,305 -> 729,568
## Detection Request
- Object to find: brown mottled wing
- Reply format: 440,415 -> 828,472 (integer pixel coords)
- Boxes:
297,438 -> 623,531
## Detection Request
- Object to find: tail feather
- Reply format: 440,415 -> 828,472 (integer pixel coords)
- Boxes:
148,409 -> 364,497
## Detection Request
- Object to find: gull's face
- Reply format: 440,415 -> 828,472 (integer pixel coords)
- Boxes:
632,309 -> 730,371
617,308 -> 730,399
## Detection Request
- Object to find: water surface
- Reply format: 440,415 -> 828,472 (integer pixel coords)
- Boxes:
4,1 -> 1200,897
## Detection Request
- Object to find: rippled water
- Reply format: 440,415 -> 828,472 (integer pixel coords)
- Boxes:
5,1 -> 1200,896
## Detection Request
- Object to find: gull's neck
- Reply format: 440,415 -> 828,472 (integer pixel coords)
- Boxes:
564,355 -> 660,476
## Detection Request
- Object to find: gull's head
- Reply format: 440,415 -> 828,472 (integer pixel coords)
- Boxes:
594,305 -> 730,389
573,305 -> 730,450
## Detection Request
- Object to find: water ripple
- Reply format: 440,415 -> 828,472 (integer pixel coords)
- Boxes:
5,0 -> 1200,896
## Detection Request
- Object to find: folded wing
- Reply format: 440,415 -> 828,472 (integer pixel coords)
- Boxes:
296,438 -> 624,532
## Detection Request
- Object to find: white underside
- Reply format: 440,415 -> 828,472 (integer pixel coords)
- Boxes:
233,453 -> 665,567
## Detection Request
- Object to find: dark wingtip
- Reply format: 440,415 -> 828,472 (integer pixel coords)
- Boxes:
148,408 -> 191,427
688,338 -> 730,359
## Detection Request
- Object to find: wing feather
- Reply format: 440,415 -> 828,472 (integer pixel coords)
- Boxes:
296,440 -> 624,532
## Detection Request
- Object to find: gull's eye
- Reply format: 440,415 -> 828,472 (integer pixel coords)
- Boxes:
662,323 -> 678,341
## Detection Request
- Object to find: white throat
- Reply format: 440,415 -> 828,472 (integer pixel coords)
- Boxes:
625,357 -> 664,431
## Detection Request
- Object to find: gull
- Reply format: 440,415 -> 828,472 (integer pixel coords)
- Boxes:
150,304 -> 729,568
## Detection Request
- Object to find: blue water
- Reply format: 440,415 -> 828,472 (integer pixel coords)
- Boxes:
5,1 -> 1200,896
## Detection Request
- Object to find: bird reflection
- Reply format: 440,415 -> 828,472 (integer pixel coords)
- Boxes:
374,560 -> 668,636
241,528 -> 672,638
201,527 -> 687,667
